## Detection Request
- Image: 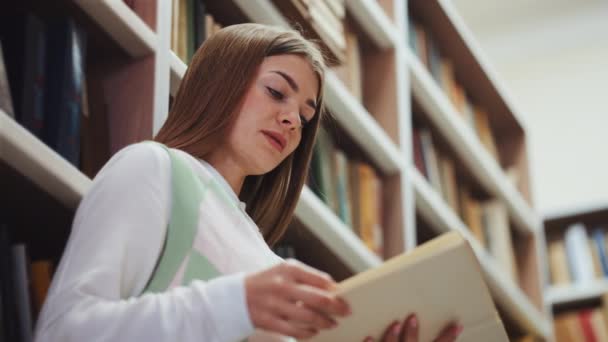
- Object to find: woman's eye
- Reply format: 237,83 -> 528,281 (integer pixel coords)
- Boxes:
267,87 -> 284,100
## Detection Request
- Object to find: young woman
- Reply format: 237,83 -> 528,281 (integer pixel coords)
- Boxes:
34,24 -> 462,342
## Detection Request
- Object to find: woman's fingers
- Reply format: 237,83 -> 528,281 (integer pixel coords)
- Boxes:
281,282 -> 350,317
282,259 -> 336,290
380,320 -> 403,342
433,323 -> 463,342
257,311 -> 319,340
272,297 -> 338,330
401,315 -> 419,342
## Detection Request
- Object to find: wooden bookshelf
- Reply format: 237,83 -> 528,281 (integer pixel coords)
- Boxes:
407,50 -> 538,236
411,167 -> 551,338
73,0 -> 157,58
0,0 -> 552,340
544,206 -> 608,307
405,0 -> 550,340
295,186 -> 382,273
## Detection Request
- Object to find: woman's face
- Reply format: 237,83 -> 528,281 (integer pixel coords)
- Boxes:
226,54 -> 319,175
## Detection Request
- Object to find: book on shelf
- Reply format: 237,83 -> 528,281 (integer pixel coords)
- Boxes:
43,17 -> 87,168
2,13 -> 47,135
412,127 -> 427,177
309,231 -> 508,341
309,125 -> 385,256
171,0 -> 214,64
548,239 -> 571,285
548,223 -> 608,287
481,200 -> 518,283
564,223 -> 596,284
458,186 -> 486,248
554,308 -> 608,342
0,41 -> 15,118
0,223 -> 55,342
408,19 -> 502,166
418,129 -> 443,194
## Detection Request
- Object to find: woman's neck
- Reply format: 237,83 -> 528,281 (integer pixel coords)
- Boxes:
204,154 -> 246,196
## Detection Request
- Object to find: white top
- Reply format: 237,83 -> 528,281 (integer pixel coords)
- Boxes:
34,142 -> 291,342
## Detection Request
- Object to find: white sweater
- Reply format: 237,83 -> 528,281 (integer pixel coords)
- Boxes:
34,143 -> 290,342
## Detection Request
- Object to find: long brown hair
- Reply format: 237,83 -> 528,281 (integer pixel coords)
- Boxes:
154,23 -> 326,246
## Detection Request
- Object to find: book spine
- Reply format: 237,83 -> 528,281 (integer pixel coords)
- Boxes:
11,244 -> 34,342
564,223 -> 596,283
592,229 -> 608,276
21,14 -> 46,137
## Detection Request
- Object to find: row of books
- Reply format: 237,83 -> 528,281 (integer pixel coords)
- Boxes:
408,20 -> 500,166
413,126 -> 519,282
548,223 -> 608,286
0,225 -> 54,342
1,14 -> 86,167
554,299 -> 608,342
170,0 -> 221,64
309,128 -> 384,257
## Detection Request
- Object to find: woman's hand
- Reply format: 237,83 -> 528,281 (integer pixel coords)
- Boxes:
245,259 -> 351,339
363,314 -> 463,342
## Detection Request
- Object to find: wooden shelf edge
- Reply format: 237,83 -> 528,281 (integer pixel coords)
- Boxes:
0,111 -> 91,209
295,186 -> 382,273
345,0 -> 398,49
74,0 -> 157,58
406,49 -> 540,236
169,51 -> 187,97
410,167 -> 551,339
547,281 -> 608,306
324,71 -> 404,174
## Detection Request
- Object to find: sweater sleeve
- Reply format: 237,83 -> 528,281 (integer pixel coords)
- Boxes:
34,143 -> 255,342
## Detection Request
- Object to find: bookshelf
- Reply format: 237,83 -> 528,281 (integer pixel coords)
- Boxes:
544,206 -> 608,307
0,0 -> 552,340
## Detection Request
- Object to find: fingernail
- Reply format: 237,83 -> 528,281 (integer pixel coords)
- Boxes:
392,322 -> 402,336
339,298 -> 351,315
409,316 -> 418,328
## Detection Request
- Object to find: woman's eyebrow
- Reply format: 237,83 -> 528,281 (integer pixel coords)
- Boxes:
271,70 -> 317,111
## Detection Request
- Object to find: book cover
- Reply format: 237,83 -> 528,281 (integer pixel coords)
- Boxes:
564,223 -> 595,284
592,229 -> 608,276
547,240 -> 571,285
43,18 -> 86,167
0,41 -> 15,118
11,244 -> 34,342
579,309 -> 598,342
309,231 -> 508,341
482,200 -> 518,283
21,14 -> 47,136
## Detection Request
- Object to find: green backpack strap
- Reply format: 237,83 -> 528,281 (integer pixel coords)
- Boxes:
142,142 -> 221,293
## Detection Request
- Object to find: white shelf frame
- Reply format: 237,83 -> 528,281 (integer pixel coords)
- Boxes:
406,49 -> 540,236
410,167 -> 552,339
547,281 -> 608,307
345,0 -> 399,48
0,111 -> 91,209
73,0 -> 157,58
295,187 -> 382,273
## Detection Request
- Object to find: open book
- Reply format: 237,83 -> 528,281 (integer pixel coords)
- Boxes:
308,231 -> 508,341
